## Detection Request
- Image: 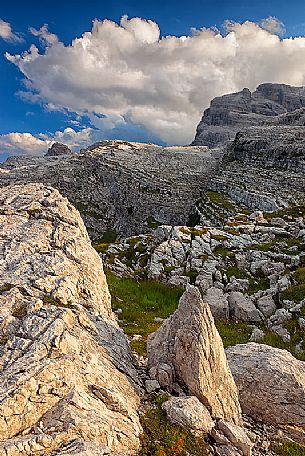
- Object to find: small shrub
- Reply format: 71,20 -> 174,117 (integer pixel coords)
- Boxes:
12,304 -> 27,319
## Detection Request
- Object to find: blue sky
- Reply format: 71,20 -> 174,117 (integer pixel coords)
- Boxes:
1,0 -> 305,157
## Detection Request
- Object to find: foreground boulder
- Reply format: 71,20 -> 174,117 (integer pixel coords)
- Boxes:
147,285 -> 242,425
0,184 -> 142,455
227,343 -> 305,441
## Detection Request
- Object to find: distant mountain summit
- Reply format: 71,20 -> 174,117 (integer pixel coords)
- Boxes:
192,83 -> 305,147
45,142 -> 73,156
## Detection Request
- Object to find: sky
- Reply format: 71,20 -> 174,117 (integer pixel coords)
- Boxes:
1,0 -> 305,159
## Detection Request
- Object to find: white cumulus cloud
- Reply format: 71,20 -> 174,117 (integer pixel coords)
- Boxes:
0,19 -> 22,42
6,16 -> 305,144
0,128 -> 95,157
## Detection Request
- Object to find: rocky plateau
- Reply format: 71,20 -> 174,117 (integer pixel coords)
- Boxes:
0,82 -> 305,455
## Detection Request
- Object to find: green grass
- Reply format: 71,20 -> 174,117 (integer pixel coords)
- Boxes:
217,320 -> 305,361
206,191 -> 236,212
272,441 -> 305,456
140,395 -> 209,456
213,246 -> 235,258
280,284 -> 305,302
93,242 -> 110,253
248,277 -> 270,295
106,271 -> 183,355
216,321 -> 252,347
147,216 -> 161,229
291,267 -> 305,284
226,266 -> 248,280
264,205 -> 305,221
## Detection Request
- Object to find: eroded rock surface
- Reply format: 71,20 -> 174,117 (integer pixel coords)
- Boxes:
147,285 -> 242,425
0,141 -> 222,240
227,343 -> 305,441
0,183 -> 142,455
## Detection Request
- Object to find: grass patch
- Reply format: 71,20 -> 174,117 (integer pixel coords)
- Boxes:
206,191 -> 236,212
226,266 -> 248,280
216,321 -> 252,347
213,246 -> 235,258
272,441 -> 305,455
264,205 -> 305,221
93,242 -> 110,253
140,395 -> 209,456
280,284 -> 305,302
291,267 -> 305,284
106,271 -> 183,355
99,229 -> 118,243
248,277 -> 270,295
147,216 -> 161,229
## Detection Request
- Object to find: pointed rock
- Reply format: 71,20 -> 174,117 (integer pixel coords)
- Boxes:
147,285 -> 242,425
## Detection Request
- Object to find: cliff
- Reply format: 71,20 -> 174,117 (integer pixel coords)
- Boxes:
193,83 -> 305,147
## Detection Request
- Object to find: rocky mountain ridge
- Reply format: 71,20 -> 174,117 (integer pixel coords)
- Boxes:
192,83 -> 305,148
0,141 -> 222,240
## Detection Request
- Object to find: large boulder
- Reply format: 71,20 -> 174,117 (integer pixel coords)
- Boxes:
205,287 -> 229,320
162,396 -> 214,434
0,184 -> 142,455
147,285 -> 242,425
227,343 -> 305,440
228,292 -> 263,322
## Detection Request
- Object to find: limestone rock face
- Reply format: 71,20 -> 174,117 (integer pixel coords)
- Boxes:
147,285 -> 242,425
193,83 -> 305,148
226,343 -> 305,438
0,183 -> 142,455
0,141 -> 223,240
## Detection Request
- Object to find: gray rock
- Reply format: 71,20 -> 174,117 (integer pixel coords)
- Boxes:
217,420 -> 253,456
162,396 -> 214,433
256,295 -> 276,318
227,343 -> 305,437
0,141 -> 223,240
270,324 -> 291,342
249,327 -> 265,342
145,379 -> 160,393
205,287 -> 229,320
193,83 -> 305,148
268,308 -> 291,326
228,292 -> 263,323
45,142 -> 73,156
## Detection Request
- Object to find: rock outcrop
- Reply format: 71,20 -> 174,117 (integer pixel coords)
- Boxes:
0,141 -> 223,240
45,142 -> 73,157
162,396 -> 215,434
227,343 -> 305,441
193,83 -> 305,148
0,183 -> 142,455
147,285 -> 242,425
